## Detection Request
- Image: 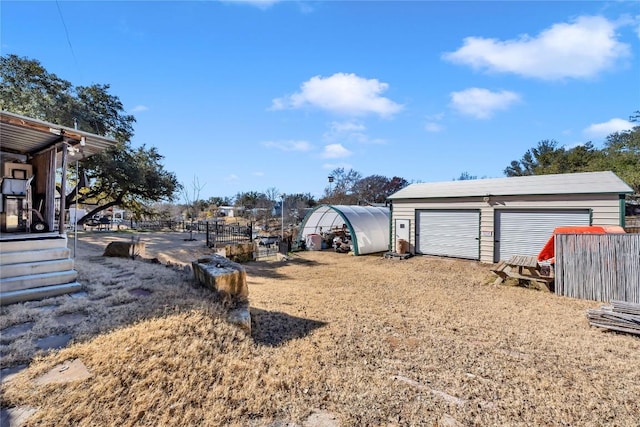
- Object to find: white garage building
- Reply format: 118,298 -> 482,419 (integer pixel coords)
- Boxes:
387,171 -> 633,263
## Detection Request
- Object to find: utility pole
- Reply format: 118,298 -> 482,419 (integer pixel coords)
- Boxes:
280,194 -> 285,241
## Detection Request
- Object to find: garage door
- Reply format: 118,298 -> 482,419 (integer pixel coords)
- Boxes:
417,210 -> 480,259
494,209 -> 590,261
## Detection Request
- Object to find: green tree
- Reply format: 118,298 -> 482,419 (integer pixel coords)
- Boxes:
321,170 -> 408,204
74,84 -> 135,141
0,54 -> 73,122
206,196 -> 232,208
504,113 -> 639,198
0,54 -> 179,222
504,140 -> 563,176
79,144 -> 180,221
234,191 -> 271,220
284,193 -> 317,223
596,115 -> 640,195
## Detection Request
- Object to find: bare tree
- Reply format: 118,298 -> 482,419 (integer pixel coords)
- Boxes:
181,175 -> 205,241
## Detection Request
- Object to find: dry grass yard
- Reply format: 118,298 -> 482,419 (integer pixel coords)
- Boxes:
1,231 -> 639,426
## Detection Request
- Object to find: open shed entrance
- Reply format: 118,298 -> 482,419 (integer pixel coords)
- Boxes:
297,205 -> 390,255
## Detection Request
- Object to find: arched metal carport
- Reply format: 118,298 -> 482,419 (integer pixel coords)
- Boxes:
297,205 -> 390,255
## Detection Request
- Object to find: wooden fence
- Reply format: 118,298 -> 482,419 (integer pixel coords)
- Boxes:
625,216 -> 640,234
555,234 -> 640,303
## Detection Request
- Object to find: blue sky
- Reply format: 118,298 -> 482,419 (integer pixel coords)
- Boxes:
2,1 -> 639,200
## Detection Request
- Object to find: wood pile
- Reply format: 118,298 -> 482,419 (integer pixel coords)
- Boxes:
587,301 -> 640,336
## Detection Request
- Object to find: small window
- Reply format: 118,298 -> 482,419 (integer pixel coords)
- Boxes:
399,224 -> 405,229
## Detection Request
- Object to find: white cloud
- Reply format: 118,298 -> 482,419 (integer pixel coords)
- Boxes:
443,15 -> 631,80
424,113 -> 445,132
253,171 -> 265,176
323,120 -> 386,145
329,120 -> 366,133
271,73 -> 403,117
449,88 -> 520,119
563,141 -> 588,150
130,105 -> 149,113
224,174 -> 239,182
321,143 -> 352,159
425,122 -> 443,132
583,118 -> 633,138
262,140 -> 313,151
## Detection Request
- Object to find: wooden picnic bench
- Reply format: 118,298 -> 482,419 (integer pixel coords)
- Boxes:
490,255 -> 554,291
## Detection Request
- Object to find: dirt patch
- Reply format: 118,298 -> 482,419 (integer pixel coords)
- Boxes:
1,231 -> 639,426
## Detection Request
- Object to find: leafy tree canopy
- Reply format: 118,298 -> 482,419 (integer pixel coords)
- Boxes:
321,168 -> 408,205
206,196 -> 233,208
1,54 -> 135,141
504,113 -> 639,196
0,54 -> 180,222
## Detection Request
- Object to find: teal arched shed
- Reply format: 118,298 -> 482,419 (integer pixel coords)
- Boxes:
297,205 -> 390,255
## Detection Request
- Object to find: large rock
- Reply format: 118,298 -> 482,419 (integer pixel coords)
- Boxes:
227,306 -> 251,333
103,241 -> 145,258
192,255 -> 249,306
224,243 -> 255,263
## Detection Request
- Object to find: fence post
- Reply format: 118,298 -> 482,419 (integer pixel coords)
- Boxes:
206,221 -> 210,247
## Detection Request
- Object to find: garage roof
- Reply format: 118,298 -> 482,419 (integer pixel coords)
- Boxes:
1,110 -> 117,157
388,171 -> 633,200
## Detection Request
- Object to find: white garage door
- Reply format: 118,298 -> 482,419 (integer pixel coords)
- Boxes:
417,210 -> 480,260
494,209 -> 590,261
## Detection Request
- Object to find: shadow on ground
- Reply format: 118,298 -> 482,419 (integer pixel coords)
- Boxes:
250,307 -> 327,346
245,255 -> 323,281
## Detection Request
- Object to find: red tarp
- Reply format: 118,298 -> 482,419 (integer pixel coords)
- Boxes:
537,225 -> 626,263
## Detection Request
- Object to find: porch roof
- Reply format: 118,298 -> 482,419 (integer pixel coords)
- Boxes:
0,110 -> 117,158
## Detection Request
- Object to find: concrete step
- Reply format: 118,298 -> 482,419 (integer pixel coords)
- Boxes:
0,282 -> 83,305
0,247 -> 71,266
0,258 -> 75,279
0,236 -> 67,253
0,270 -> 78,293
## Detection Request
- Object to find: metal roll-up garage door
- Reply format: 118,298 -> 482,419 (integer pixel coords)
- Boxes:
417,210 -> 480,259
494,209 -> 590,261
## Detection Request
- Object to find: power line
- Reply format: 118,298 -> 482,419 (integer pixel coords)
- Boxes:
55,0 -> 83,82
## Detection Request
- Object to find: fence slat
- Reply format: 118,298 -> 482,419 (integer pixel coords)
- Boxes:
556,234 -> 640,303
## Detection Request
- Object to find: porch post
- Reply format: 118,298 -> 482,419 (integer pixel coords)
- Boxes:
58,143 -> 69,235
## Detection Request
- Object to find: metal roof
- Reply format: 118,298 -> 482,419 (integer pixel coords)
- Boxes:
388,171 -> 634,200
1,110 -> 117,158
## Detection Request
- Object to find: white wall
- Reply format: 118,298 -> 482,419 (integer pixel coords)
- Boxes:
391,193 -> 623,263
